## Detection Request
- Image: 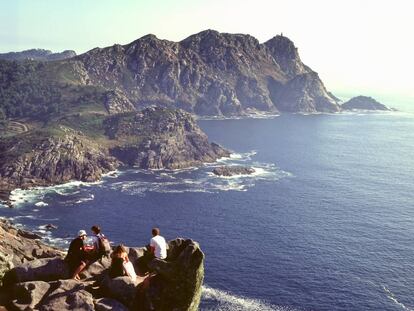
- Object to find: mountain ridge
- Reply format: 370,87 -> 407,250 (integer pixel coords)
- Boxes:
0,30 -> 341,120
0,49 -> 76,62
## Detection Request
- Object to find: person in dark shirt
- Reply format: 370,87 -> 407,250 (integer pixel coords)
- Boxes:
65,229 -> 88,280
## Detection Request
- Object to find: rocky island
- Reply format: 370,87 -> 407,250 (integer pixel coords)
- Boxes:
212,166 -> 255,177
341,96 -> 392,111
0,219 -> 203,311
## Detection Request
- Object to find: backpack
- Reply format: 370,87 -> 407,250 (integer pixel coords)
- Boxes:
98,234 -> 112,256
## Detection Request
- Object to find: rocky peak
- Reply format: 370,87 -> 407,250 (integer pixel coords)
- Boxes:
265,35 -> 309,77
126,34 -> 176,53
180,29 -> 261,53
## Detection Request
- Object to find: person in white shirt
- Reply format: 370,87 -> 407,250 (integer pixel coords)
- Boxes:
149,227 -> 167,260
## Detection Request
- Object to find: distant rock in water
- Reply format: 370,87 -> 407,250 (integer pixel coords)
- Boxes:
341,96 -> 392,111
213,166 -> 255,176
0,49 -> 76,61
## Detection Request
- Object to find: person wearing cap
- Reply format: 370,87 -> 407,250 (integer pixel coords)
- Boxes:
64,229 -> 88,280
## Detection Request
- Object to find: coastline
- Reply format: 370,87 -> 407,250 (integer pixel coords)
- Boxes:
1,109 -> 403,206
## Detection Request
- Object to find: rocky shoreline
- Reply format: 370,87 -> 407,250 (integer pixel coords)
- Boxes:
0,107 -> 229,205
0,219 -> 204,310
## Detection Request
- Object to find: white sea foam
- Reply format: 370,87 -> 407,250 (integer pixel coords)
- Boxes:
196,112 -> 280,121
102,170 -> 123,179
35,201 -> 48,207
382,285 -> 413,311
106,150 -> 291,197
33,225 -> 69,248
75,193 -> 95,204
12,215 -> 36,220
9,179 -> 101,207
201,286 -> 296,311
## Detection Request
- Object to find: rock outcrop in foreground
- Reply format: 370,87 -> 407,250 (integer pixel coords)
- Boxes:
341,96 -> 392,111
0,220 -> 204,311
0,219 -> 63,286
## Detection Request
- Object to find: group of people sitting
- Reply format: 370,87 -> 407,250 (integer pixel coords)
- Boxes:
64,225 -> 167,281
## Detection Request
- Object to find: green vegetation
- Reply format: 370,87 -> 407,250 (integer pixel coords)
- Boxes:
58,113 -> 107,138
0,60 -> 108,122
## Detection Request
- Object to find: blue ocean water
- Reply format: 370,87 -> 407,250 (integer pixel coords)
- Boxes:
1,111 -> 414,311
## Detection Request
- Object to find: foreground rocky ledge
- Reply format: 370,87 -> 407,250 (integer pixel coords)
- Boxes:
0,220 -> 204,310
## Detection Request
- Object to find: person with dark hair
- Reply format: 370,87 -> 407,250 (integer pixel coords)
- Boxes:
149,227 -> 167,260
65,230 -> 88,280
109,244 -> 137,282
91,225 -> 111,259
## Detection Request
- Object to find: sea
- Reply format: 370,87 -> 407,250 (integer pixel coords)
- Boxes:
1,110 -> 414,311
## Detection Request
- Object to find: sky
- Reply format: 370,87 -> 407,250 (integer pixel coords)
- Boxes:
1,0 -> 413,109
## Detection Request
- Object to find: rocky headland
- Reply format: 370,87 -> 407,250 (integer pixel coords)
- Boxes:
0,30 -> 341,120
0,107 -> 229,204
0,219 -> 203,310
341,96 -> 392,111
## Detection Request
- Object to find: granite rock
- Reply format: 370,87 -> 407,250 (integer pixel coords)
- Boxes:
341,96 -> 392,111
212,166 -> 255,176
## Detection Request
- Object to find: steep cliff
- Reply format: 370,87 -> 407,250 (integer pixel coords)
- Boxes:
105,107 -> 229,169
73,30 -> 339,115
0,30 -> 340,119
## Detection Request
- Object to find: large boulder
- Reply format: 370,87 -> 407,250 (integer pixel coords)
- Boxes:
11,281 -> 51,310
145,239 -> 204,311
79,256 -> 112,280
10,279 -> 95,311
39,279 -> 95,311
3,257 -> 69,286
100,275 -> 139,308
94,297 -> 129,311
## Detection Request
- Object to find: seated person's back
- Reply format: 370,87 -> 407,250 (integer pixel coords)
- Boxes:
109,244 -> 137,281
150,227 -> 167,260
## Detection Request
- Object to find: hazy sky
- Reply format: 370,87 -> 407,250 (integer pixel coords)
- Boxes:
1,0 -> 413,106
